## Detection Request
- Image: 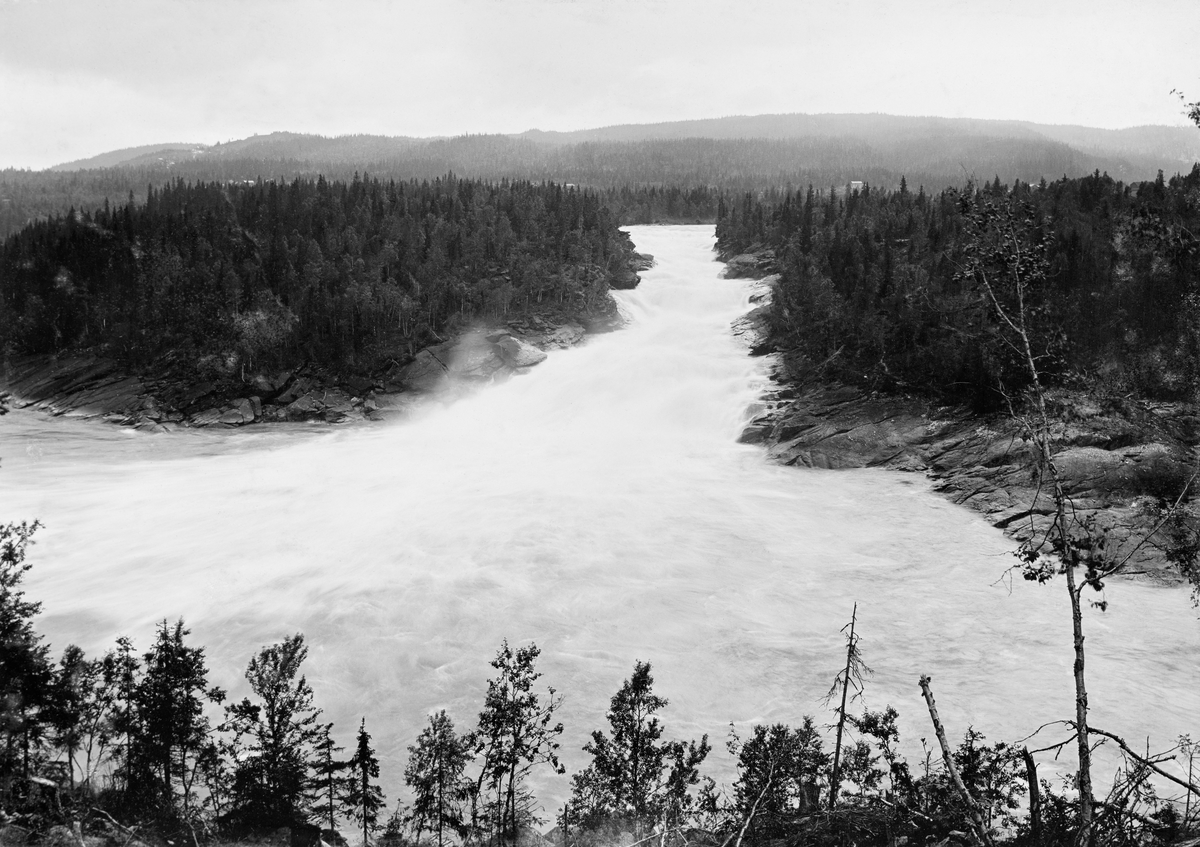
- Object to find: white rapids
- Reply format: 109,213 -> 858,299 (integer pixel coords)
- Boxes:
1,224 -> 1197,811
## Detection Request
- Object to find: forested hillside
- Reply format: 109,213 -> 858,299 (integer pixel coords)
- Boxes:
716,167 -> 1200,409
6,112 -> 1198,240
0,175 -> 634,376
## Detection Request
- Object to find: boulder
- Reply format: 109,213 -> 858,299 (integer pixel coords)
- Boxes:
446,334 -> 506,379
190,408 -> 223,427
722,251 -> 774,279
631,251 -> 655,271
286,394 -> 323,420
219,408 -> 246,425
730,304 -> 772,351
276,377 -> 313,405
397,348 -> 448,392
496,335 -> 548,368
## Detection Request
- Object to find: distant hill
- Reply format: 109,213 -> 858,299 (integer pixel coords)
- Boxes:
516,112 -> 1200,177
50,142 -> 206,171
518,112 -> 1198,152
5,112 -> 1196,242
51,113 -> 1200,179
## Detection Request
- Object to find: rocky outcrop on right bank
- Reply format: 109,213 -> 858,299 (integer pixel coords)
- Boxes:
731,268 -> 1200,584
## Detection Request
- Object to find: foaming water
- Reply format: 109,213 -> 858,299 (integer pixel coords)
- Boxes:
2,225 -> 1197,809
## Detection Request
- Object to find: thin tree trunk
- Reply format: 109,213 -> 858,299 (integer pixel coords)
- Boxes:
437,754 -> 444,847
979,240 -> 1095,846
1022,747 -> 1042,846
734,761 -> 776,847
1064,561 -> 1093,847
918,675 -> 993,847
828,602 -> 857,810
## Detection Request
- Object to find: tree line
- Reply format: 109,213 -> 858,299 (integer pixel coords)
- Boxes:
3,518 -> 1196,846
0,175 -> 635,379
2,123 -> 1166,241
716,167 -> 1200,409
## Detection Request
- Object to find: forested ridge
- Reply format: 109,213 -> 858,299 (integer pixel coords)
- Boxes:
716,167 -> 1200,409
3,123 -> 1184,241
0,175 -> 637,384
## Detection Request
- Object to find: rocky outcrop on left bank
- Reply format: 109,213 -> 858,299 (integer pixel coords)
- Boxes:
1,248 -> 657,429
0,320 -> 589,431
731,268 -> 1200,584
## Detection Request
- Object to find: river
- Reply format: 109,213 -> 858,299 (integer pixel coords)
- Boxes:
1,224 -> 1197,814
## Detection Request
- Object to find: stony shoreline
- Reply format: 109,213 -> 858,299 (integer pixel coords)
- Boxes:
0,253 -> 655,431
728,261 -> 1200,584
0,317 -> 604,431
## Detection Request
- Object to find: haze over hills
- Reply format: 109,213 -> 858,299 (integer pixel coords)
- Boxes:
48,112 -> 1200,178
518,112 -> 1200,159
5,111 -> 1198,242
49,132 -> 431,172
520,113 -> 1200,182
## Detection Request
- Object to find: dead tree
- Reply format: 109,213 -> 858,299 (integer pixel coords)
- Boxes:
917,675 -> 994,847
824,602 -> 868,810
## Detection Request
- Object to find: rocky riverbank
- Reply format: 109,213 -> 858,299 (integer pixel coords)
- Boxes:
0,252 -> 655,431
729,264 -> 1200,583
0,318 -> 600,431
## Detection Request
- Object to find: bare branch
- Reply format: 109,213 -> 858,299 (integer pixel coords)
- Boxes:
1088,726 -> 1200,800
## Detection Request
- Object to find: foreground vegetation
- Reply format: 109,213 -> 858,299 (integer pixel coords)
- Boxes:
2,508 -> 1198,846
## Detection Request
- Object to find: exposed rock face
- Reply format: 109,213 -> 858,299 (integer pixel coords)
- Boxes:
396,349 -> 449,393
630,251 -> 655,272
447,332 -> 508,379
1,355 -> 147,418
734,280 -> 1200,582
721,249 -> 775,279
611,249 -> 655,289
496,335 -> 548,368
394,329 -> 564,395
743,372 -> 1200,579
2,307 -> 594,429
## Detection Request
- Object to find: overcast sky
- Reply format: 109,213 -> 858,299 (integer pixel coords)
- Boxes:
1,0 -> 1198,169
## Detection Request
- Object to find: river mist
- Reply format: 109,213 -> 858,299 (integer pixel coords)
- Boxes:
2,225 -> 1197,812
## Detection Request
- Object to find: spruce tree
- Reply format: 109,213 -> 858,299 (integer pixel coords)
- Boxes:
405,710 -> 472,847
344,717 -> 385,845
311,722 -> 347,834
128,619 -> 225,821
